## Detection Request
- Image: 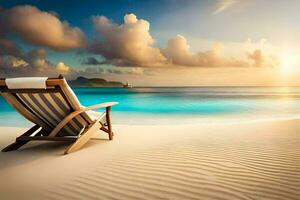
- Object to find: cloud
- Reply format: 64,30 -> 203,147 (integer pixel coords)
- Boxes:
56,62 -> 70,73
248,49 -> 279,68
89,13 -> 166,66
8,56 -> 29,67
82,65 -> 144,75
88,13 -> 278,68
0,38 -> 21,57
248,49 -> 263,67
83,66 -> 105,74
0,8 -> 280,79
213,0 -> 237,15
82,57 -> 102,65
162,34 -> 248,67
0,38 -> 136,78
0,5 -> 86,50
0,43 -> 78,78
106,67 -> 144,75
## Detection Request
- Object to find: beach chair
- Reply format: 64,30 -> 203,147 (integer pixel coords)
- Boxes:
0,75 -> 118,154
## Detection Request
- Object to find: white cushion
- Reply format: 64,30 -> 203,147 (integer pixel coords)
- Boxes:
64,83 -> 97,123
6,77 -> 48,89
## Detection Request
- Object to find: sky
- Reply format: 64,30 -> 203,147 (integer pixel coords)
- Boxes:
1,0 -> 300,86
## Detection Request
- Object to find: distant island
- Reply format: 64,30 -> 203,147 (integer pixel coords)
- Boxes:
69,76 -> 124,87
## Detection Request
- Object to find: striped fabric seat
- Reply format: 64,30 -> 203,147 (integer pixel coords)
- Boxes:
1,78 -> 105,137
0,76 -> 117,154
16,92 -> 89,136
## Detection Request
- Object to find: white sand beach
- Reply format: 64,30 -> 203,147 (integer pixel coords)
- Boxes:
0,119 -> 299,200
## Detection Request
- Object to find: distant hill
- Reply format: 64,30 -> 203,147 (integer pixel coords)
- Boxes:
69,76 -> 123,87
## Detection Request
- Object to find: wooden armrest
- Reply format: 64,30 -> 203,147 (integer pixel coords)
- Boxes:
48,102 -> 118,137
82,102 -> 118,112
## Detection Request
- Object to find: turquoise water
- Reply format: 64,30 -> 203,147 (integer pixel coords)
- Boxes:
2,87 -> 300,126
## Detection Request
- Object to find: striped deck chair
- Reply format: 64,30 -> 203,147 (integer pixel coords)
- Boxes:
0,76 -> 118,154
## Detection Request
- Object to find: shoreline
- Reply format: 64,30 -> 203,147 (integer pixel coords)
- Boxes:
1,119 -> 299,199
4,111 -> 300,127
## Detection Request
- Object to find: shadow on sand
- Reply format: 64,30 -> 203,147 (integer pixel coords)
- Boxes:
0,132 -> 109,170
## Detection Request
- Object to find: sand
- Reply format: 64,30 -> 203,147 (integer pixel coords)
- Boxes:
0,120 -> 299,200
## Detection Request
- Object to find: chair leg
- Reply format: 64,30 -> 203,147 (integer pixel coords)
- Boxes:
64,122 -> 101,154
2,140 -> 30,152
106,107 -> 113,140
2,125 -> 41,152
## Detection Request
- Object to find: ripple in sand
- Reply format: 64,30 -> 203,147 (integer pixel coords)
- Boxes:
45,136 -> 300,200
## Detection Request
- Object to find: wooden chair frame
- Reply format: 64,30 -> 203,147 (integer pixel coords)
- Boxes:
0,77 -> 118,154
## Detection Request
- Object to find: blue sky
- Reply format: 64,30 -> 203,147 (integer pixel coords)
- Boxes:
1,0 -> 192,68
1,0 -> 300,86
2,0 -> 299,49
1,0 -> 184,38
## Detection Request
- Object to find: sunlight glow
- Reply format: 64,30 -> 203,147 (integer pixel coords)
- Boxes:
279,52 -> 300,75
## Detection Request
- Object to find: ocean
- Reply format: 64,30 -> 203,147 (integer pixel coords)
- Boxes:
1,86 -> 300,126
